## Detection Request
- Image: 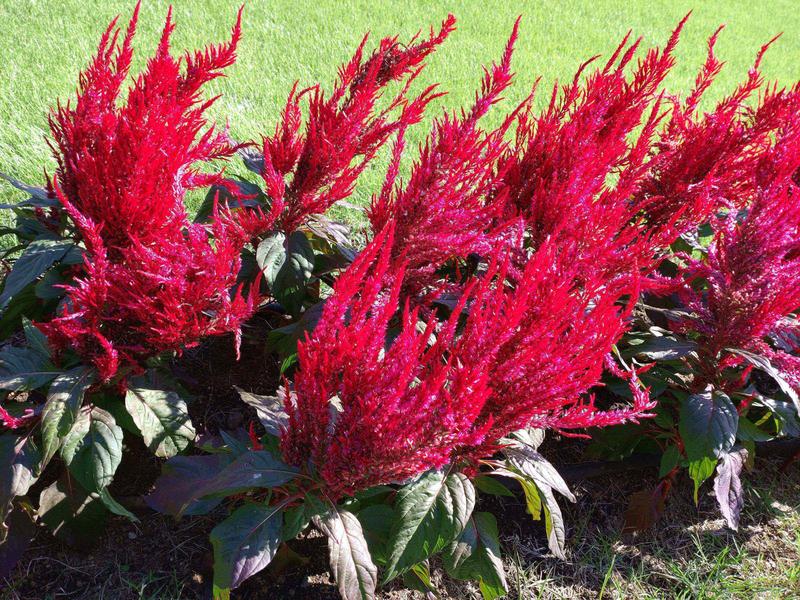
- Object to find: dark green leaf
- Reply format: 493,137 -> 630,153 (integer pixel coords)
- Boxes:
266,301 -> 326,359
658,445 -> 682,479
182,451 -> 298,514
443,512 -> 507,600
585,423 -> 644,461
356,504 -> 395,564
235,387 -> 288,437
759,397 -> 800,437
37,474 -> 107,548
0,285 -> 39,340
195,179 -> 263,223
0,239 -> 76,311
282,505 -> 310,542
679,388 -> 738,501
219,430 -> 250,457
60,407 -> 122,494
125,375 -> 195,458
632,333 -> 697,361
22,317 -> 50,358
146,454 -> 233,517
0,434 -> 39,526
736,416 -> 774,442
256,232 -> 287,288
473,475 -> 514,498
211,502 -> 283,591
272,232 -> 315,315
314,505 -> 378,600
34,268 -> 69,300
0,344 -> 59,391
40,367 -> 95,466
97,487 -> 138,520
383,471 -> 475,582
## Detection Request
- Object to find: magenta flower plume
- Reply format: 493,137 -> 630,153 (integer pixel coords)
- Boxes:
40,3 -> 254,381
246,15 -> 456,236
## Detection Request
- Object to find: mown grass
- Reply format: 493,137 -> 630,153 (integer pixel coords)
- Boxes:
2,0 -> 800,214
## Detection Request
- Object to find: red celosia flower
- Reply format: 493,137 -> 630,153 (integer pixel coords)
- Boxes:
246,15 -> 455,235
40,4 -> 254,381
495,18 -> 688,290
281,228 -> 653,496
671,101 -> 800,390
281,227 -> 492,498
632,30 -> 789,241
368,19 -> 523,298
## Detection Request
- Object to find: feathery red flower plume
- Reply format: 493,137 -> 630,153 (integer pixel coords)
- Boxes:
41,4 -> 253,381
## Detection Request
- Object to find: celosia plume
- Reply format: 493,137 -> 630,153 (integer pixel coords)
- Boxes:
671,96 -> 800,390
281,229 -> 653,496
281,227 -> 493,497
495,17 -> 688,290
632,30 -> 790,241
368,18 -> 523,298
247,15 -> 456,236
40,3 -> 253,381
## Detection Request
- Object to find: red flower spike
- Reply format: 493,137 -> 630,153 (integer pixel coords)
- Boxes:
41,5 -> 254,381
369,20 -> 523,298
671,104 -> 800,392
280,227 -> 493,498
247,15 -> 455,235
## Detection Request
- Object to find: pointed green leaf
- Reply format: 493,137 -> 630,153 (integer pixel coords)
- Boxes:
255,232 -> 287,288
235,387 -> 288,437
0,434 -> 40,530
314,506 -> 378,600
37,474 -> 108,548
444,512 -> 507,600
658,444 -> 682,479
383,471 -> 475,582
146,454 -> 233,517
211,502 -> 283,591
125,377 -> 195,458
272,231 -> 315,315
0,344 -> 59,391
40,367 -> 94,466
473,475 -> 514,498
179,451 -> 298,515
60,407 -> 122,494
0,239 -> 76,311
679,387 -> 738,501
21,317 -> 50,359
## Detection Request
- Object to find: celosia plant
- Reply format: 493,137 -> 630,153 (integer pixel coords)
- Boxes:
0,3 -> 252,556
3,5 -> 800,600
591,42 -> 800,532
203,15 -> 456,321
149,19 -> 715,600
41,2 -> 254,381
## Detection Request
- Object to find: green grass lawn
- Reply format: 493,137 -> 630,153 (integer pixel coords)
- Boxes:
2,0 -> 800,214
